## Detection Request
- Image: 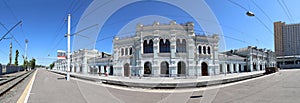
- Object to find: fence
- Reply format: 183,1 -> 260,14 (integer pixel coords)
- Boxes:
0,64 -> 25,75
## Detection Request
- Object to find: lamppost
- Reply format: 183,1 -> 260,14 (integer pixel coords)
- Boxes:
25,39 -> 28,70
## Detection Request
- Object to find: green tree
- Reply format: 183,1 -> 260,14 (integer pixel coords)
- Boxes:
14,50 -> 19,66
22,59 -> 28,70
49,63 -> 55,70
30,58 -> 36,69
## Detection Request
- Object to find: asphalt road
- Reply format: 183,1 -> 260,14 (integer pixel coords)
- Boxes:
27,69 -> 300,103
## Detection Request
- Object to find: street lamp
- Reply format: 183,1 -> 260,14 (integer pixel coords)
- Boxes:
246,11 -> 255,16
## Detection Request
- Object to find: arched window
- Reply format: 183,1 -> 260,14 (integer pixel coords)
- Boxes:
182,39 -> 186,52
143,40 -> 153,53
176,39 -> 180,52
129,48 -> 132,55
125,48 -> 128,55
177,61 -> 186,76
203,46 -> 206,54
148,40 -> 153,53
143,40 -> 147,53
121,48 -> 124,56
144,62 -> 152,75
198,46 -> 202,54
207,46 -> 211,54
159,39 -> 170,53
160,61 -> 169,76
165,39 -> 170,52
176,39 -> 186,53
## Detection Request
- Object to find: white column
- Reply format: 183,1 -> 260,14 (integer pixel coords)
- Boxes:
66,14 -> 71,81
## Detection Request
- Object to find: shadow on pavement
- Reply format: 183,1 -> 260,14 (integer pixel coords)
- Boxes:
57,77 -> 66,80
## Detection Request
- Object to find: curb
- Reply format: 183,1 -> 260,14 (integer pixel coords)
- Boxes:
49,70 -> 268,89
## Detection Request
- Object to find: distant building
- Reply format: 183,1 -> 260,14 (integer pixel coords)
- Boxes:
87,52 -> 113,75
54,59 -> 67,71
274,21 -> 300,68
70,49 -> 101,74
219,46 -> 276,73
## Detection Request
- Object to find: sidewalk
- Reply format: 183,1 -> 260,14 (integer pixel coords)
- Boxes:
50,70 -> 266,88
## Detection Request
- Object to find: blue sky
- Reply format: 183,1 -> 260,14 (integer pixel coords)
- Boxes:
0,0 -> 299,66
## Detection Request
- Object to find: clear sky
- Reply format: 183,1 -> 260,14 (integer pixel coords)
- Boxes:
0,0 -> 299,66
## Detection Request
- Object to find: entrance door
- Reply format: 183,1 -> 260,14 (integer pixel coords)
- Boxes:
109,66 -> 113,75
201,62 -> 208,76
144,62 -> 152,76
177,61 -> 186,76
124,63 -> 130,77
160,61 -> 169,77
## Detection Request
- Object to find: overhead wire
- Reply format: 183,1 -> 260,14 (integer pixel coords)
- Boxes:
2,0 -> 27,56
194,29 -> 253,46
46,0 -> 78,55
2,0 -> 19,22
255,16 -> 273,34
76,27 -> 257,53
282,0 -> 294,22
277,0 -> 292,23
251,0 -> 273,23
227,0 -> 248,11
227,0 -> 273,35
81,0 -> 114,20
0,22 -> 25,52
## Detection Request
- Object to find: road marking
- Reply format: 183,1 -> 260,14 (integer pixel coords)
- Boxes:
17,70 -> 37,103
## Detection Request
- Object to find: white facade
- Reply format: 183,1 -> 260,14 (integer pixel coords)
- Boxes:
113,21 -> 219,77
53,21 -> 277,77
70,49 -> 101,74
87,52 -> 113,75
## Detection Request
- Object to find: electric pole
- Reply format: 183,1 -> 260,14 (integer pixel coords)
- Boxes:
25,39 -> 28,70
9,42 -> 12,65
66,14 -> 71,81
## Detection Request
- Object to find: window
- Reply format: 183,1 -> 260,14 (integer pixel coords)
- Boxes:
219,64 -> 223,73
159,39 -> 170,53
143,40 -> 153,53
143,40 -> 147,53
129,48 -> 132,55
125,48 -> 128,55
121,48 -> 124,56
148,40 -> 153,53
176,39 -> 180,52
176,39 -> 186,53
203,46 -> 206,54
182,39 -> 186,52
198,46 -> 202,54
207,46 -> 211,54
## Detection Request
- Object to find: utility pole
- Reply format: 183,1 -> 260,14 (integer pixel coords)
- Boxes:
25,39 -> 28,70
9,42 -> 12,65
66,14 -> 71,81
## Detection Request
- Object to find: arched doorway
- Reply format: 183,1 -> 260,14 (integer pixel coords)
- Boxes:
233,64 -> 236,73
227,64 -> 230,73
80,65 -> 83,73
201,62 -> 208,76
124,63 -> 130,77
260,65 -> 262,70
177,61 -> 186,76
98,66 -> 101,74
239,64 -> 242,72
109,66 -> 113,75
144,62 -> 152,76
253,63 -> 257,71
160,61 -> 169,77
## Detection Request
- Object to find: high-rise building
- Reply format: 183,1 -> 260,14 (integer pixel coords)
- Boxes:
274,21 -> 300,68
